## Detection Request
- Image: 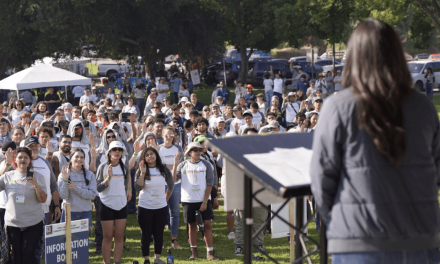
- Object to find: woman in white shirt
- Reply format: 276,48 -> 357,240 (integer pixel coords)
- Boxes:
112,93 -> 125,112
135,147 -> 178,263
96,141 -> 131,264
31,102 -> 48,123
10,100 -> 24,127
90,88 -> 100,104
333,70 -> 343,92
234,81 -> 246,105
106,88 -> 115,101
263,75 -> 274,107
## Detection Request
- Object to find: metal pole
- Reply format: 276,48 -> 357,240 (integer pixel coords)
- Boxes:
244,175 -> 253,264
295,197 -> 304,263
223,57 -> 227,87
311,49 -> 314,80
320,223 -> 328,264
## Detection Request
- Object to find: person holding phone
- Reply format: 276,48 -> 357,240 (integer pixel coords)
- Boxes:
135,147 -> 176,264
58,148 -> 97,228
96,141 -> 131,264
0,147 -> 47,264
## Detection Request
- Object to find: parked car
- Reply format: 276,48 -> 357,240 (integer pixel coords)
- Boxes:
97,56 -> 144,77
298,59 -> 342,79
201,63 -> 221,85
405,54 -> 414,62
321,64 -> 345,75
408,61 -> 440,91
429,54 -> 440,60
414,54 -> 430,61
215,61 -> 242,85
247,59 -> 292,87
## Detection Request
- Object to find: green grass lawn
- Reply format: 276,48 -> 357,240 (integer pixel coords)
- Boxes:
85,198 -> 323,264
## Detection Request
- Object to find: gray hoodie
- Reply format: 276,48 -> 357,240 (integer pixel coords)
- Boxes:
58,167 -> 97,212
311,88 -> 440,253
67,119 -> 90,145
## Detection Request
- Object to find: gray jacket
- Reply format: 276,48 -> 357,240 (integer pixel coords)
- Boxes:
311,88 -> 440,253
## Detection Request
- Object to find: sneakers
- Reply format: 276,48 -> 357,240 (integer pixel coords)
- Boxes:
207,250 -> 219,261
189,247 -> 198,260
154,258 -> 166,264
171,240 -> 182,249
228,232 -> 236,240
253,255 -> 265,260
257,245 -> 266,253
234,246 -> 243,256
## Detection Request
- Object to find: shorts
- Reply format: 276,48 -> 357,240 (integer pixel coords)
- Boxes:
99,201 -> 128,221
182,201 -> 214,224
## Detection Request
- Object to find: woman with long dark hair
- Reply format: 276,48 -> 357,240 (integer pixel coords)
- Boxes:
96,141 -> 131,264
9,100 -> 24,127
135,147 -> 177,263
58,148 -> 97,227
31,102 -> 48,122
121,82 -> 132,98
311,18 -> 440,264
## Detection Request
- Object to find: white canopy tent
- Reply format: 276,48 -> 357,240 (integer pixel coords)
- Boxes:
0,64 -> 91,100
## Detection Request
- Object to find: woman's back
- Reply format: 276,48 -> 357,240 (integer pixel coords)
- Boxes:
311,87 -> 440,253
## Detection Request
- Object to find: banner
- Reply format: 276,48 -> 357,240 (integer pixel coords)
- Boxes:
45,219 -> 89,264
190,70 -> 201,85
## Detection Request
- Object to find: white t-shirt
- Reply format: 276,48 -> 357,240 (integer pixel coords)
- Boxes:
0,161 -> 8,208
178,90 -> 190,99
285,102 -> 300,122
315,79 -> 327,93
34,114 -> 44,123
180,161 -> 209,203
72,141 -> 90,169
72,86 -> 84,98
99,164 -> 127,210
79,95 -> 91,106
138,168 -> 167,210
251,111 -> 262,129
229,118 -> 246,133
156,84 -> 169,102
258,102 -> 267,115
11,109 -> 23,127
159,145 -> 182,184
263,79 -> 274,93
39,146 -> 47,159
90,94 -> 100,104
334,76 -> 342,91
234,86 -> 246,104
32,157 -> 52,213
273,78 -> 284,94
106,93 -> 115,101
114,99 -> 125,111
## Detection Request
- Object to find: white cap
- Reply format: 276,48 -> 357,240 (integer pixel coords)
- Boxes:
180,97 -> 189,103
106,141 -> 128,157
128,108 -> 138,115
216,117 -> 226,123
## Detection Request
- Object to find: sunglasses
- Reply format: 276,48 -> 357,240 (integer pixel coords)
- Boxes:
74,127 -> 82,131
192,148 -> 204,152
203,109 -> 209,112
73,111 -> 80,113
152,107 -> 159,109
163,99 -> 168,102
107,135 -> 116,139
17,147 -> 30,150
112,148 -> 123,152
61,141 -> 72,144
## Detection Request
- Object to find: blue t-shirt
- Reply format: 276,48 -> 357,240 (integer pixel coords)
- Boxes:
216,88 -> 231,104
297,80 -> 310,94
173,78 -> 181,93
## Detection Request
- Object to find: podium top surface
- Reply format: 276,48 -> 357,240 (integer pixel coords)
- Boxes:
208,133 -> 313,198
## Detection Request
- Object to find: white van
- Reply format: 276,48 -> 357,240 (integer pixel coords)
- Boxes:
408,61 -> 440,91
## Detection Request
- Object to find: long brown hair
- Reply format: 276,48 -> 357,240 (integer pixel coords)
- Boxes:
342,18 -> 412,167
69,148 -> 89,185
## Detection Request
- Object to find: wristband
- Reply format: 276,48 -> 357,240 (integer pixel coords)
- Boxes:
128,187 -> 132,190
202,200 -> 207,204
137,135 -> 140,137
133,153 -> 138,156
63,180 -> 68,183
5,163 -> 10,168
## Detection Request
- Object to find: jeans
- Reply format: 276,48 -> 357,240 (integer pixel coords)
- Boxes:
332,248 -> 440,264
127,169 -> 137,214
138,206 -> 167,257
0,208 -> 5,230
136,99 -> 145,119
273,91 -> 283,111
94,196 -> 103,250
265,90 -> 273,108
165,183 -> 181,238
426,83 -> 433,100
34,212 -> 49,262
60,209 -> 93,227
8,221 -> 43,264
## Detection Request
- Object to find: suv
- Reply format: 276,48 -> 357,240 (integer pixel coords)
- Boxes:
408,61 -> 440,91
202,63 -> 221,85
247,59 -> 291,87
298,59 -> 341,78
415,54 -> 429,61
215,61 -> 242,85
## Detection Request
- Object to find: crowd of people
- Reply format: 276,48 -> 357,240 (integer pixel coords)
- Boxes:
0,54 -> 335,264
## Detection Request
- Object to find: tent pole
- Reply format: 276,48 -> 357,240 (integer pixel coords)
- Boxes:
16,90 -> 19,101
65,86 -> 68,101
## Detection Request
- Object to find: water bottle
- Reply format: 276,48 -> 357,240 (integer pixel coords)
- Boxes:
166,250 -> 174,264
195,210 -> 204,232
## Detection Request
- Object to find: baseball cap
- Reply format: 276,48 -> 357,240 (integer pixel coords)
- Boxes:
24,136 -> 39,147
2,141 -> 16,152
268,120 -> 280,128
128,108 -> 138,115
185,142 -> 205,157
287,92 -> 295,97
256,94 -> 264,97
216,96 -> 223,99
232,106 -> 242,111
212,103 -> 219,108
202,106 -> 210,111
313,96 -> 324,103
216,84 -> 223,88
84,88 -> 90,91
63,103 -> 73,110
216,117 -> 226,123
337,70 -> 342,73
243,112 -> 253,118
180,97 -> 189,103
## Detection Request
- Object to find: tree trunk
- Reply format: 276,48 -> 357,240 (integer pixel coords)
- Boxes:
0,54 -> 9,80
